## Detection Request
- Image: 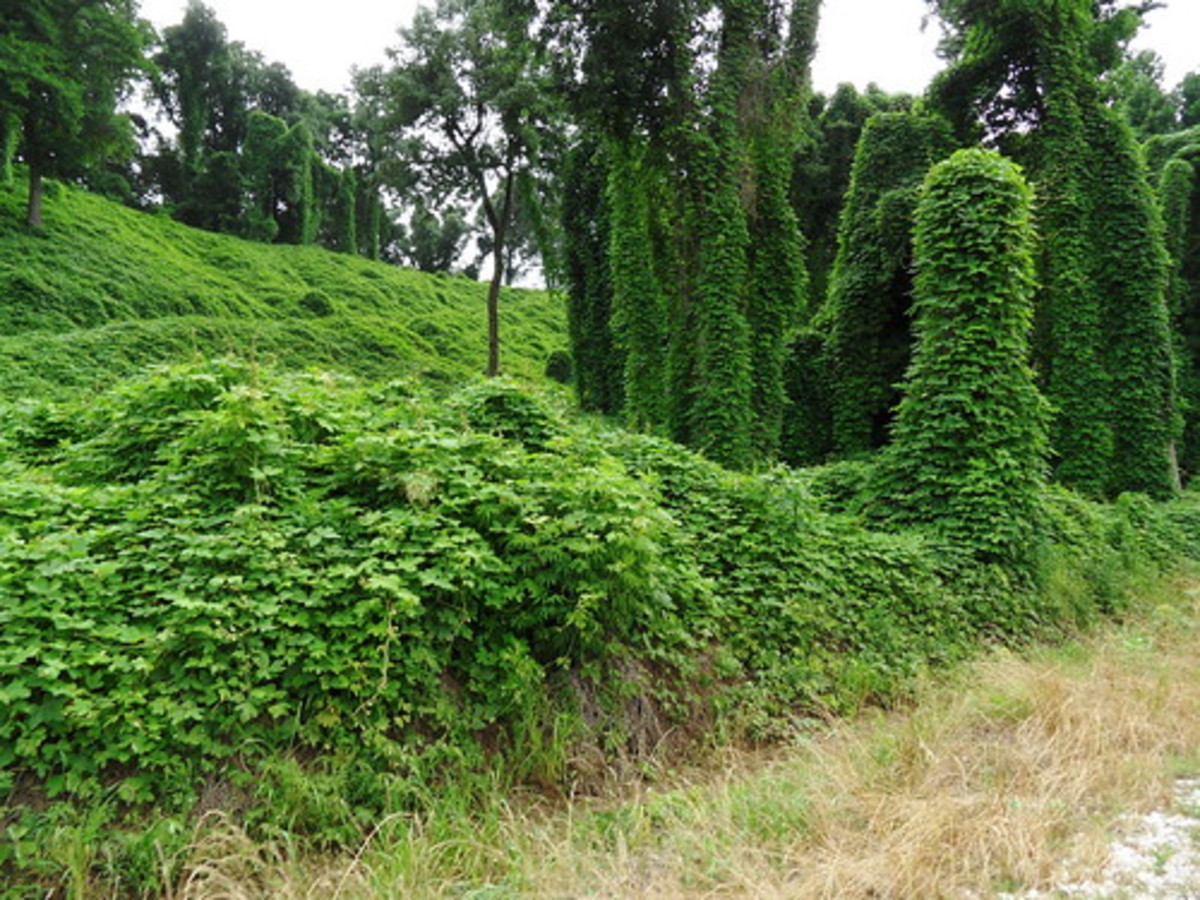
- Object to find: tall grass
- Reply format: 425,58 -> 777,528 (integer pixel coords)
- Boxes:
159,574 -> 1200,899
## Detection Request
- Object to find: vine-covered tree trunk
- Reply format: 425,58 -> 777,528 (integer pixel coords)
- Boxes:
873,148 -> 1048,571
562,139 -> 623,414
332,167 -> 358,255
607,139 -> 668,428
683,0 -> 756,469
27,165 -> 44,229
1,113 -> 17,188
1086,105 -> 1176,497
826,112 -> 954,457
1160,158 -> 1199,480
742,0 -> 815,460
1033,34 -> 1113,496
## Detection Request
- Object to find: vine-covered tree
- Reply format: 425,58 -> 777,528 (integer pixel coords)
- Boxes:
928,0 -> 1177,498
607,138 -> 669,431
561,137 -> 623,414
358,0 -> 562,377
1157,153 -> 1200,479
872,148 -> 1048,570
0,0 -> 149,226
825,110 -> 954,456
557,0 -> 816,468
792,82 -> 912,312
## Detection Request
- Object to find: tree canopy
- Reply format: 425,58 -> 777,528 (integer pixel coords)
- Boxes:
357,0 -> 563,376
0,0 -> 149,225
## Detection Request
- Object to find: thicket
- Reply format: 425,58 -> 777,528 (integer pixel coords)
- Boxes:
6,359 -> 1200,894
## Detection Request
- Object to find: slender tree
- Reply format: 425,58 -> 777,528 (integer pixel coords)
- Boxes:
357,0 -> 561,377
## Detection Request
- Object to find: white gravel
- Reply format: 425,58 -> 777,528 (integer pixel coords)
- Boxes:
1002,778 -> 1200,899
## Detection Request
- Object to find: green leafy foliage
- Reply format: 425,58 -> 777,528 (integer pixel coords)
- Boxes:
0,362 -> 706,803
0,178 -> 565,395
608,435 -> 967,721
929,0 -> 1178,498
5,356 -> 1200,895
825,111 -> 955,456
1,358 -> 974,813
870,148 -> 1049,572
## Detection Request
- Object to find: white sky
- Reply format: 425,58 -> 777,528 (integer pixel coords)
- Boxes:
137,0 -> 1199,99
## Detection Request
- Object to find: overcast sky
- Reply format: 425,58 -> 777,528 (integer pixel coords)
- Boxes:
137,0 -> 1198,99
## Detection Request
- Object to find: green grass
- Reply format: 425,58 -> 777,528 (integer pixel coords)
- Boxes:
0,176 -> 566,397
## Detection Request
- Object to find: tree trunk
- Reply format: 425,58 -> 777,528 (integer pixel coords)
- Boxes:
484,170 -> 515,378
486,241 -> 503,377
27,166 -> 43,228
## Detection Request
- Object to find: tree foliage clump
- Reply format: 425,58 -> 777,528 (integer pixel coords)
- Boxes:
929,0 -> 1178,499
825,110 -> 954,457
871,148 -> 1048,570
142,2 -> 380,255
560,0 -> 816,468
0,0 -> 149,226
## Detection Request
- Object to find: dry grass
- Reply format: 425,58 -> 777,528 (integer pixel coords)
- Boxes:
173,579 -> 1200,900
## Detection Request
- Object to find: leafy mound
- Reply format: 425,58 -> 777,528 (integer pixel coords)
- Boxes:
5,359 -> 1197,822
0,178 -> 565,396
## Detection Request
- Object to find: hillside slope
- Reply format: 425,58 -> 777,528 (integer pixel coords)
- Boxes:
0,177 -> 566,397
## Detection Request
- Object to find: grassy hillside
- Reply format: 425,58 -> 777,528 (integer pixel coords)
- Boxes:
0,176 -> 566,397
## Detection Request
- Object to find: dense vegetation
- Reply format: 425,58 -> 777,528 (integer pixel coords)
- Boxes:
6,350 -> 1200,894
7,0 -> 1200,895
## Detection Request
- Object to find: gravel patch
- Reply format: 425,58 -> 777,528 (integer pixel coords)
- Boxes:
1002,778 -> 1200,899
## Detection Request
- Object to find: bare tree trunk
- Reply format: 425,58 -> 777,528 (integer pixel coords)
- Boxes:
484,170 -> 516,378
26,166 -> 43,228
487,242 -> 502,377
